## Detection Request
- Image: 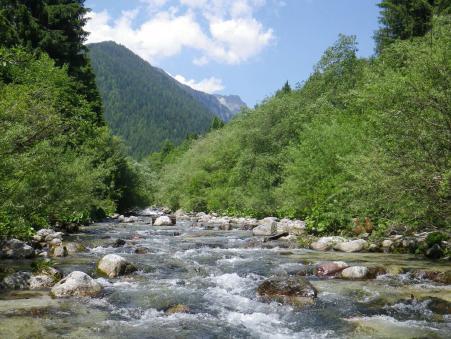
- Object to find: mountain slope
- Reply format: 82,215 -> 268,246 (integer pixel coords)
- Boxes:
88,41 -> 246,158
88,41 -> 216,158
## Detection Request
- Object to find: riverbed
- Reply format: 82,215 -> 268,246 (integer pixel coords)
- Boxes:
0,217 -> 450,338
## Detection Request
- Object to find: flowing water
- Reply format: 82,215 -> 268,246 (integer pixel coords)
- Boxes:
0,217 -> 450,338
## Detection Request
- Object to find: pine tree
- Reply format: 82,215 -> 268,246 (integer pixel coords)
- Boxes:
374,0 -> 437,53
0,0 -> 103,124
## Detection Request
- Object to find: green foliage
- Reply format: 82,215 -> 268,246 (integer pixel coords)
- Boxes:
0,0 -> 103,124
374,0 -> 450,53
88,41 -> 216,159
31,258 -> 55,274
148,16 -> 451,234
426,232 -> 449,247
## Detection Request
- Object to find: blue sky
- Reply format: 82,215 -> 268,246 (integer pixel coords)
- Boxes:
85,0 -> 381,106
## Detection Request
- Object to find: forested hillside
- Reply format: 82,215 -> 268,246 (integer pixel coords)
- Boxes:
89,41 -> 245,158
148,2 -> 450,235
0,0 -> 148,238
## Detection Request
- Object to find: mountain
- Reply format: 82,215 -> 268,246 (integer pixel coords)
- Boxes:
88,41 -> 246,158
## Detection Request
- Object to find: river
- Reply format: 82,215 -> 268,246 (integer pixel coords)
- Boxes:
0,215 -> 450,338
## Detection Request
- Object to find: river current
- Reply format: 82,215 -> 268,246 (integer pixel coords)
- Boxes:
0,216 -> 450,338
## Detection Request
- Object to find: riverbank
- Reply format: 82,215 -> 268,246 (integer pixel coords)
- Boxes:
1,208 -> 450,338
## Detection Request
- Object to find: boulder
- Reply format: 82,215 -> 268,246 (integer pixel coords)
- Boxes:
316,261 -> 349,277
425,244 -> 444,259
1,272 -> 31,290
125,216 -> 139,223
134,247 -> 150,254
0,239 -> 34,259
310,236 -> 346,251
277,219 -> 306,235
252,221 -> 277,236
64,242 -> 86,254
97,254 -> 137,278
334,239 -> 368,253
44,232 -> 63,243
174,209 -> 190,220
154,216 -> 173,226
219,223 -> 232,231
50,245 -> 68,257
112,239 -> 126,248
257,276 -> 317,307
340,266 -> 369,279
30,275 -> 55,289
50,271 -> 102,297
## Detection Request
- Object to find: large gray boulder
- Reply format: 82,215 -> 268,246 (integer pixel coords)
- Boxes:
253,218 -> 277,236
51,271 -> 102,297
154,216 -> 173,226
97,254 -> 137,278
277,219 -> 306,235
334,239 -> 368,253
257,275 -> 317,307
310,236 -> 346,251
340,266 -> 369,279
0,239 -> 34,259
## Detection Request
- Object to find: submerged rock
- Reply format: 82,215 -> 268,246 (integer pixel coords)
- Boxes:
252,221 -> 277,236
154,216 -> 173,226
51,271 -> 102,297
112,239 -> 126,248
334,239 -> 368,253
340,266 -> 369,279
97,254 -> 137,278
165,304 -> 190,314
0,239 -> 34,259
257,276 -> 317,307
310,236 -> 346,251
316,261 -> 349,277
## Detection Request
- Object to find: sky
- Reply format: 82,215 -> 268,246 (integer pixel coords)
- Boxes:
85,0 -> 381,106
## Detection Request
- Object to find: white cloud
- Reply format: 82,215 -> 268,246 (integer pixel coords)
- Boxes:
173,74 -> 224,93
85,0 -> 274,65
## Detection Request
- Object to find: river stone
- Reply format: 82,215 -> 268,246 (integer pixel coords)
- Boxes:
334,239 -> 368,253
154,216 -> 173,226
51,271 -> 102,297
0,239 -> 35,259
64,242 -> 86,254
425,244 -> 444,259
50,245 -> 68,257
1,272 -> 31,289
97,254 -> 137,278
316,261 -> 349,277
252,222 -> 277,236
340,266 -> 369,279
277,219 -> 306,235
257,276 -> 317,307
30,274 -> 56,289
310,236 -> 346,251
